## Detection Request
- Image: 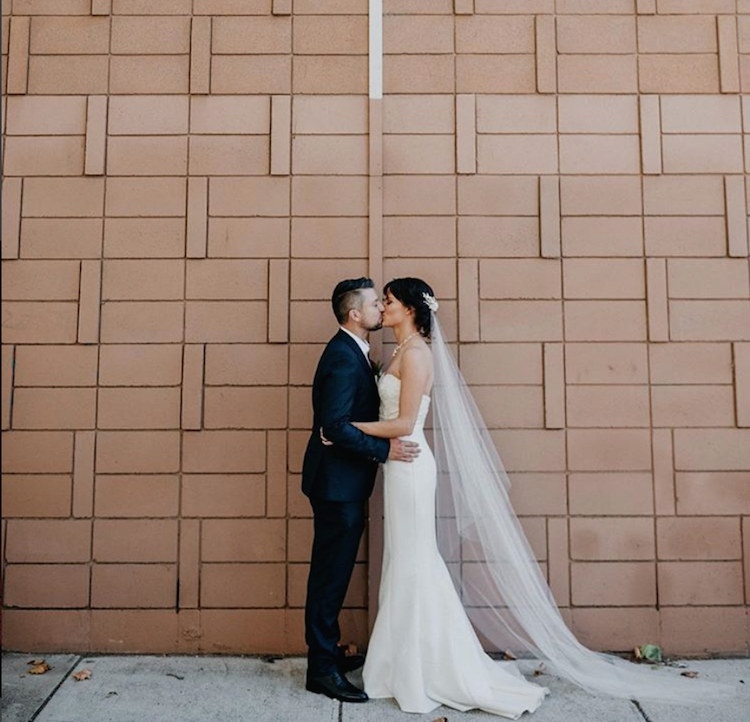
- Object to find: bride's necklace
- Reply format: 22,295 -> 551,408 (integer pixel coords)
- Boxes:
391,331 -> 419,358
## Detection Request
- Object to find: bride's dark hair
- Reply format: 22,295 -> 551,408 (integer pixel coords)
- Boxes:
383,277 -> 435,339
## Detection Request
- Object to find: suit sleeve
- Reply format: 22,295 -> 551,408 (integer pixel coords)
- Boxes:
319,355 -> 390,464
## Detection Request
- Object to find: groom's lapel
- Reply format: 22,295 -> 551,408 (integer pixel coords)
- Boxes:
335,329 -> 375,379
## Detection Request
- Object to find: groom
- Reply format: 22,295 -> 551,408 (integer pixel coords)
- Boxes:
302,277 -> 420,703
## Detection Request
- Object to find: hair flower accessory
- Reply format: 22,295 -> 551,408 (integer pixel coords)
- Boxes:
422,292 -> 439,312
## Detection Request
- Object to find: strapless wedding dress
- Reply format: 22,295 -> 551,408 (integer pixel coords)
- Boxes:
362,373 -> 550,718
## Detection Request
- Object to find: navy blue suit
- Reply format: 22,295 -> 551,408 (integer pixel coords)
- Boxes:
302,329 -> 389,676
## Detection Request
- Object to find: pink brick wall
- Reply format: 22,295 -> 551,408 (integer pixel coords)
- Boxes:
1,0 -> 749,655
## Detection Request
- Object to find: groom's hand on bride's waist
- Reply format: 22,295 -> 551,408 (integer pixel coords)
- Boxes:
320,429 -> 420,463
388,438 -> 420,462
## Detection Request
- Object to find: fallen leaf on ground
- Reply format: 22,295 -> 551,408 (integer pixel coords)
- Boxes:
533,663 -> 546,676
432,718 -> 449,722
72,669 -> 92,681
502,650 -> 517,660
27,658 -> 46,665
681,671 -> 699,678
29,664 -> 51,675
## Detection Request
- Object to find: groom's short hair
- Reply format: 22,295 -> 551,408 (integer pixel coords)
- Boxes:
332,277 -> 375,324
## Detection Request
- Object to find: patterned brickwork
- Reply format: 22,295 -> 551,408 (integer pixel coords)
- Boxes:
0,0 -> 748,655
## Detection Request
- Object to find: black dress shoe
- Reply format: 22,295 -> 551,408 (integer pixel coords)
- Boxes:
306,669 -> 369,703
337,652 -> 366,673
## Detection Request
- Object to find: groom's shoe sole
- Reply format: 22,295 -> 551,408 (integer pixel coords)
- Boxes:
305,677 -> 369,703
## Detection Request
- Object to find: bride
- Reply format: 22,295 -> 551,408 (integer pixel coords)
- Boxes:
345,277 -> 742,718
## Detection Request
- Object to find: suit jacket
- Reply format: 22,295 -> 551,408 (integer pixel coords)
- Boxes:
301,329 -> 390,502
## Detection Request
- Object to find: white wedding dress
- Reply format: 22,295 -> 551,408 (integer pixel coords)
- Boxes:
362,373 -> 550,718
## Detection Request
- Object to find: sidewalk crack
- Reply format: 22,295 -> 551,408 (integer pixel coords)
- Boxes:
29,654 -> 84,722
632,699 -> 654,722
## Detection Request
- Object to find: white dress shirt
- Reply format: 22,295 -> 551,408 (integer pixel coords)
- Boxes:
339,326 -> 371,362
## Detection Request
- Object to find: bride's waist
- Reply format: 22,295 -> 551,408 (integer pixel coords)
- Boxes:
379,426 -> 428,442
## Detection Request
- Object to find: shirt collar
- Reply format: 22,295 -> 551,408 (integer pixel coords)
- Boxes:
339,326 -> 370,358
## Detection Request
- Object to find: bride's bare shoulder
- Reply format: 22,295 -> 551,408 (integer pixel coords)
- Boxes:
401,341 -> 432,368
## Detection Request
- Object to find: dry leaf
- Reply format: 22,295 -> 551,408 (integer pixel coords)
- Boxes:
72,669 -> 92,681
681,671 -> 699,679
633,647 -> 642,660
27,658 -> 46,666
29,664 -> 51,675
432,718 -> 449,722
533,663 -> 546,676
502,649 -> 517,660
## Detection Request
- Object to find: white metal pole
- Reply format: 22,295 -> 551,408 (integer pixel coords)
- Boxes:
369,0 -> 383,99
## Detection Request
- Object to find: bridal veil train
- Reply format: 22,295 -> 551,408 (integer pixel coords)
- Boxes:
363,299 -> 743,716
420,306 -> 743,708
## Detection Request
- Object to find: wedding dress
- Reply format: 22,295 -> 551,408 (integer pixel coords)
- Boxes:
362,308 -> 743,715
361,372 -> 551,718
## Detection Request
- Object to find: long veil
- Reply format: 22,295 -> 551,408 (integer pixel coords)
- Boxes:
429,309 -> 743,706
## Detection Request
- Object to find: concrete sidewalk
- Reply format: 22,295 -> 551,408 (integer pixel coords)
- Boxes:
2,653 -> 748,722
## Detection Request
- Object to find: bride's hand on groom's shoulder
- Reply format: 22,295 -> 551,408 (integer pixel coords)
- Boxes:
319,428 -> 334,446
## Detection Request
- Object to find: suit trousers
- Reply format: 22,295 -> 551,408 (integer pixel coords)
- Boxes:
304,496 -> 367,677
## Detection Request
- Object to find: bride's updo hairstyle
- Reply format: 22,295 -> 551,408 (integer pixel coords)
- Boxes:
383,277 -> 436,339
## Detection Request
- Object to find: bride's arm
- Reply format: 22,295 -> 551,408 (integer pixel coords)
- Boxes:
352,347 -> 429,439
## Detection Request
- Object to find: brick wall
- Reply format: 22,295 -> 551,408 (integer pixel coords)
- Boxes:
1,0 -> 749,655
